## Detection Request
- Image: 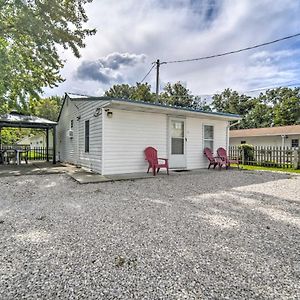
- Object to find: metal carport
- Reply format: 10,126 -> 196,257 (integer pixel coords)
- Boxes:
0,111 -> 57,164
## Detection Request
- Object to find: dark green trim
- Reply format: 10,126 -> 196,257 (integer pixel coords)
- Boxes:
59,93 -> 241,120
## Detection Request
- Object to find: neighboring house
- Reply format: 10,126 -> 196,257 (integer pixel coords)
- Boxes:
57,93 -> 240,175
18,132 -> 54,148
230,125 -> 300,148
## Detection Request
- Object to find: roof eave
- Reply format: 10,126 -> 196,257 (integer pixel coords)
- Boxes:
109,100 -> 241,121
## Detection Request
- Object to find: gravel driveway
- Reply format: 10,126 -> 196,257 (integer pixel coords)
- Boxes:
0,170 -> 299,299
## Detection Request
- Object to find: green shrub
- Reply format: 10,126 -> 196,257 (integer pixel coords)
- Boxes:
238,144 -> 254,162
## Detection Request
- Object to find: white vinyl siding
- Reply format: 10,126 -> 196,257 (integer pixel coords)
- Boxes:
230,135 -> 300,148
102,109 -> 167,175
76,101 -> 103,173
186,118 -> 228,169
57,98 -> 110,173
57,98 -> 78,164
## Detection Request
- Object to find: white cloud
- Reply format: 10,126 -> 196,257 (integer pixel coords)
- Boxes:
44,0 -> 300,97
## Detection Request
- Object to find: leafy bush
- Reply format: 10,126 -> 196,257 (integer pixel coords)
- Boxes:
238,144 -> 254,163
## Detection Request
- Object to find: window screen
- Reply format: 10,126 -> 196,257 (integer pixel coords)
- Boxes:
203,125 -> 214,151
171,120 -> 184,155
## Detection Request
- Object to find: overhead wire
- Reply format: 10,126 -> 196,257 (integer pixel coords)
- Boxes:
140,63 -> 155,83
162,32 -> 300,64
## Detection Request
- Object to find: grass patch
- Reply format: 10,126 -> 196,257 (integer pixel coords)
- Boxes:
233,164 -> 300,174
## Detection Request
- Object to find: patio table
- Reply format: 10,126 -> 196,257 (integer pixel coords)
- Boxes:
15,149 -> 29,165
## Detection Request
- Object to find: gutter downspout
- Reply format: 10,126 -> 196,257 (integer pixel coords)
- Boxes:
226,120 -> 241,150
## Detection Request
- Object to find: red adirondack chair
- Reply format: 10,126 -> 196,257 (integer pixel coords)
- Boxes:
203,147 -> 224,170
217,147 -> 239,169
144,147 -> 169,176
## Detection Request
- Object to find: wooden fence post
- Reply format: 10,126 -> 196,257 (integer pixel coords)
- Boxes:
293,149 -> 299,170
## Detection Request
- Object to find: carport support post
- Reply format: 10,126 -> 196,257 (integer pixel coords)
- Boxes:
46,128 -> 49,162
52,126 -> 56,164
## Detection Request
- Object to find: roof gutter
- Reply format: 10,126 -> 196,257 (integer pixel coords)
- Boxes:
109,100 -> 241,121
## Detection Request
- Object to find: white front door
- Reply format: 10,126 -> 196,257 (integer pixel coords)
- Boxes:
169,118 -> 186,169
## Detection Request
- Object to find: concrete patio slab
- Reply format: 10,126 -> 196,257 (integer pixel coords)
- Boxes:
0,161 -> 70,177
68,170 -> 161,183
0,161 -> 240,183
69,171 -> 111,183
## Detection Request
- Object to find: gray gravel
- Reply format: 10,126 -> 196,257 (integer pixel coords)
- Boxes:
0,170 -> 299,299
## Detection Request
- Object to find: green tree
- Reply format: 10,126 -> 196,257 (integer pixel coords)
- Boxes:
273,96 -> 300,126
131,83 -> 156,102
0,128 -> 31,145
212,88 -> 255,116
243,102 -> 273,128
105,84 -> 135,99
193,96 -> 212,112
105,83 -> 156,102
212,87 -> 300,129
0,0 -> 96,103
29,96 -> 62,121
258,88 -> 300,126
159,82 -> 196,108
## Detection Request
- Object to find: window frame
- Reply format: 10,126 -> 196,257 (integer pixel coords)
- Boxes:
85,120 -> 90,153
203,124 -> 214,151
291,138 -> 299,148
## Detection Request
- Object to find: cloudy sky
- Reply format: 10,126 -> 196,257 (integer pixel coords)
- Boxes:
45,0 -> 300,98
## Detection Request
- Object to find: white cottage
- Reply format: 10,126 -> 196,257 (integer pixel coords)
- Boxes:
57,93 -> 240,175
18,132 -> 54,148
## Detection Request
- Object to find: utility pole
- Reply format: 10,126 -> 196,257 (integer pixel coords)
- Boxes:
155,59 -> 160,101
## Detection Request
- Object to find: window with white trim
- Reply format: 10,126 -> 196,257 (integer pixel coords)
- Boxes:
203,125 -> 214,151
291,139 -> 299,148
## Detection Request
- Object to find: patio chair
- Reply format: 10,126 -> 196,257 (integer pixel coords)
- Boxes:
217,147 -> 239,169
144,147 -> 169,176
203,147 -> 224,170
5,149 -> 16,164
18,149 -> 29,164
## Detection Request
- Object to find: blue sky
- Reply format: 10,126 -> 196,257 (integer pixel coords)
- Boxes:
45,0 -> 300,98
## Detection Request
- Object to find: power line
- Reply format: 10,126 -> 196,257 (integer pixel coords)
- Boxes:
242,82 -> 300,93
162,32 -> 300,64
158,81 -> 300,99
140,64 -> 155,83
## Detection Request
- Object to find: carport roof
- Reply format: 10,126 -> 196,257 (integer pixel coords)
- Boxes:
0,111 -> 57,129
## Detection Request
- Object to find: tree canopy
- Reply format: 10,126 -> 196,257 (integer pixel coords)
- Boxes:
104,81 -> 211,110
0,0 -> 95,103
105,83 -> 155,102
212,87 -> 300,128
105,84 -> 300,129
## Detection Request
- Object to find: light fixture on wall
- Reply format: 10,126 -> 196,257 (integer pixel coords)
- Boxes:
105,109 -> 113,118
94,107 -> 101,117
